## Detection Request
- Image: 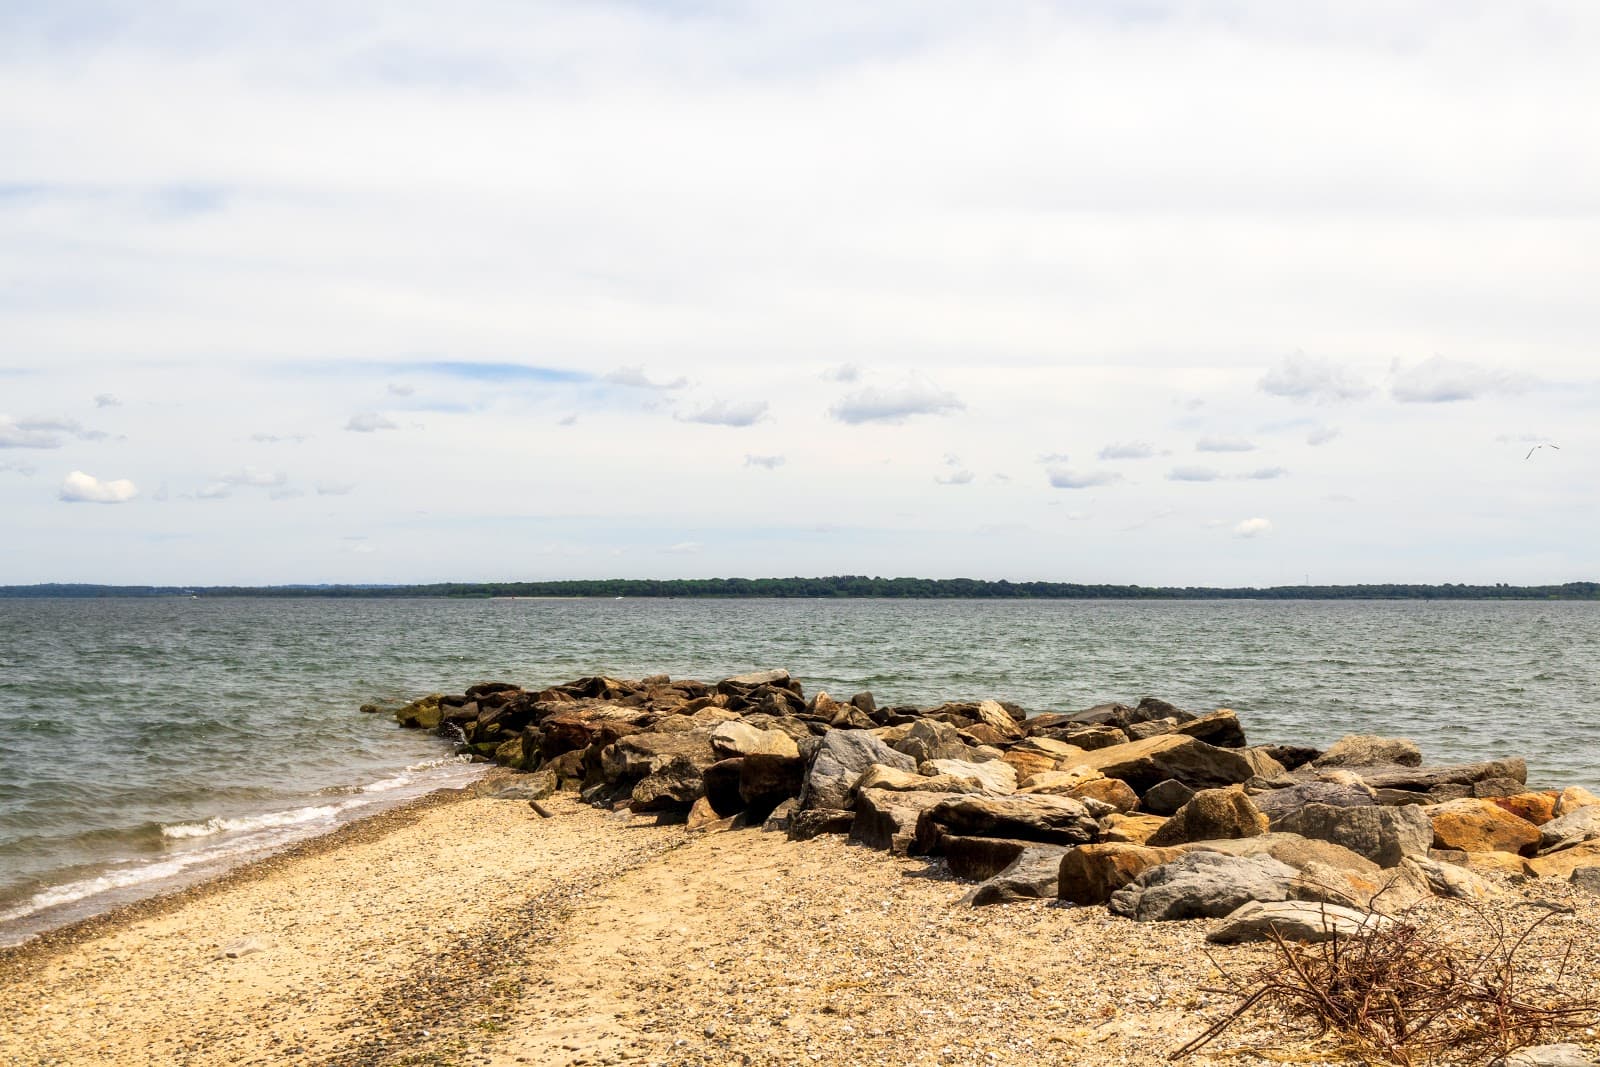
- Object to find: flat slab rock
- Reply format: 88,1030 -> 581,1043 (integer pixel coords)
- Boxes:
1109,851 -> 1300,922
961,847 -> 1068,907
1206,900 -> 1393,944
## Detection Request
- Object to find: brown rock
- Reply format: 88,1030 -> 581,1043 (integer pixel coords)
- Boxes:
1428,798 -> 1542,856
1067,777 -> 1139,813
850,789 -> 970,854
1058,843 -> 1187,904
686,796 -> 735,832
1314,734 -> 1422,768
913,794 -> 1101,854
1527,841 -> 1600,879
1491,792 -> 1558,826
1018,766 -> 1103,795
1172,709 -> 1247,748
1429,848 -> 1532,877
1146,785 -> 1268,847
1099,813 -> 1167,844
1074,734 -> 1257,794
943,836 -> 1033,880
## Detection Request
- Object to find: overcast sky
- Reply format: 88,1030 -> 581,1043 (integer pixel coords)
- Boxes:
2,1 -> 1597,586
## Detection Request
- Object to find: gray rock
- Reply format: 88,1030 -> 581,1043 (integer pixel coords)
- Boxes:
851,788 -> 969,854
481,768 -> 558,801
962,847 -> 1069,907
1253,781 -> 1376,827
710,720 -> 800,759
1313,734 -> 1422,768
762,797 -> 799,832
892,719 -> 979,765
1491,1045 -> 1600,1067
1077,735 -> 1258,794
1540,806 -> 1600,852
1339,758 -> 1527,794
1571,868 -> 1600,896
1173,709 -> 1248,749
922,758 -> 1017,795
722,668 -> 792,688
1140,779 -> 1195,817
1207,900 -> 1392,944
914,794 -> 1101,854
803,729 -> 915,811
1108,851 -> 1299,921
1273,803 -> 1433,868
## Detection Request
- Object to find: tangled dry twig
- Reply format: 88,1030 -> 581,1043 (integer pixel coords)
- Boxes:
1173,901 -> 1600,1065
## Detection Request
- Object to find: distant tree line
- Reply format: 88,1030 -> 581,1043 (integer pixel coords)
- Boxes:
4,578 -> 1598,600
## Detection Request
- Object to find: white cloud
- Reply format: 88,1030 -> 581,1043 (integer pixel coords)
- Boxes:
269,487 -> 305,500
661,541 -> 701,554
250,432 -> 307,444
1196,437 -> 1257,453
346,413 -> 398,432
604,366 -> 687,390
0,416 -> 67,449
59,470 -> 138,504
219,467 -> 287,488
1306,426 -> 1341,446
830,375 -> 964,425
1234,517 -> 1273,538
822,364 -> 861,382
1168,466 -> 1222,482
1390,357 -> 1532,403
93,393 -> 122,408
744,454 -> 785,469
386,382 -> 415,396
1046,468 -> 1121,489
935,469 -> 974,485
1098,442 -> 1156,460
1239,467 -> 1289,480
196,484 -> 232,500
1259,354 -> 1373,404
680,399 -> 768,427
315,481 -> 356,496
0,460 -> 39,476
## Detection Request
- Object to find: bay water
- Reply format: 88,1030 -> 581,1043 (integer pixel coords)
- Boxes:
2,596 -> 1596,945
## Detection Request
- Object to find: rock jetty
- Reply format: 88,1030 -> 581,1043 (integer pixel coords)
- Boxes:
378,669 -> 1600,938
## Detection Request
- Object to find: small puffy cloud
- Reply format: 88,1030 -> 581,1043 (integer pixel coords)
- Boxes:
1391,357 -> 1532,403
661,541 -> 701,554
1,416 -> 69,449
680,399 -> 768,427
219,467 -> 287,489
386,383 -> 415,396
745,454 -> 785,469
1239,467 -> 1289,480
822,363 -> 861,382
936,469 -> 975,485
1259,354 -> 1373,404
604,366 -> 687,390
93,393 -> 121,408
830,375 -> 963,425
345,412 -> 398,432
1168,466 -> 1222,482
316,481 -> 356,496
1306,426 -> 1341,446
1234,517 -> 1273,538
59,470 -> 138,503
1196,436 -> 1257,453
1098,441 -> 1156,460
1047,467 -> 1121,489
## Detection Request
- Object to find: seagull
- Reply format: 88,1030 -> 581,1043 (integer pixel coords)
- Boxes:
1525,444 -> 1562,460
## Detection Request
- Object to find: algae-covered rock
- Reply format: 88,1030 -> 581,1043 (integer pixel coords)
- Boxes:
394,693 -> 444,731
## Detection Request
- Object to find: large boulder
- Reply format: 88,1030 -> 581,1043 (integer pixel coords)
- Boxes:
1000,737 -> 1087,780
944,836 -> 1036,880
1058,843 -> 1189,905
602,728 -> 717,782
892,719 -> 978,765
913,794 -> 1101,854
1313,734 -> 1422,768
963,848 -> 1070,907
1252,780 -> 1377,827
972,699 -> 1025,741
1272,802 -> 1434,868
1538,805 -> 1600,853
1146,786 -> 1267,847
1066,777 -> 1140,813
851,788 -> 969,854
738,753 -> 806,820
1207,901 -> 1392,945
630,754 -> 708,811
1140,779 -> 1196,817
710,721 -> 799,760
1354,758 -> 1528,795
803,730 -> 915,811
1108,852 -> 1298,921
1528,841 -> 1600,880
1173,709 -> 1247,749
394,694 -> 444,731
1427,798 -> 1542,855
922,758 -> 1017,795
1075,735 -> 1257,795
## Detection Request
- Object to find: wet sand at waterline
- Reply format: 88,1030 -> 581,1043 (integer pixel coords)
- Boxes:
3,785 -> 1598,1067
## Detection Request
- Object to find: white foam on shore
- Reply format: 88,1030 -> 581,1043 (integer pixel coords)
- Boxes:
0,756 -> 486,944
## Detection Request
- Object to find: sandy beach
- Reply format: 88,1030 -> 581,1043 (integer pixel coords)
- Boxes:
3,779 -> 1597,1067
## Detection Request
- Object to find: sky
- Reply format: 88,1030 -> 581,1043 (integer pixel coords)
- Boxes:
1,1 -> 1597,587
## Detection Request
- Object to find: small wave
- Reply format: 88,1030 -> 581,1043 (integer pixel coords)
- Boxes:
0,850 -> 223,923
160,804 -> 345,840
359,775 -> 412,794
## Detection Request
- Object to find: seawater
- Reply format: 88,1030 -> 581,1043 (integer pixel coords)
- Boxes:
2,596 -> 1596,944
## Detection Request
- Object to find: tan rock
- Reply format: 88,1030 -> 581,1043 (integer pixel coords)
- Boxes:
854,763 -> 985,795
1100,813 -> 1167,844
1557,786 -> 1600,815
1491,792 -> 1558,827
1428,798 -> 1542,855
1067,777 -> 1139,813
1057,843 -> 1187,904
1018,766 -> 1103,794
1429,847 -> 1532,877
1146,785 -> 1268,847
686,796 -> 734,833
1001,748 -> 1060,782
974,699 -> 1024,742
1527,841 -> 1600,879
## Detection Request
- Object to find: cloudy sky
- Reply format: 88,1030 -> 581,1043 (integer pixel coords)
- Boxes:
2,2 -> 1596,586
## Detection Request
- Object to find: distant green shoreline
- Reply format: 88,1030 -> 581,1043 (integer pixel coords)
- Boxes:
3,578 -> 1598,600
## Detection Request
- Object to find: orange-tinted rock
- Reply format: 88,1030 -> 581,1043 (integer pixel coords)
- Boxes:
1429,848 -> 1532,877
1428,798 -> 1541,856
1057,843 -> 1186,904
1527,841 -> 1600,879
1067,776 -> 1140,813
1491,792 -> 1558,826
1099,813 -> 1167,844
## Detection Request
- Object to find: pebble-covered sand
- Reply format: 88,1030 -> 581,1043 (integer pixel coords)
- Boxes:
2,785 -> 1597,1067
